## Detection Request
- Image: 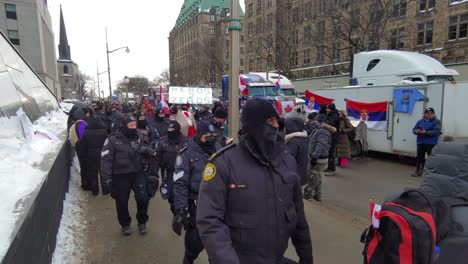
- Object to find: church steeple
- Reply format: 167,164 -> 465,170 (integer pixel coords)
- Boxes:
58,5 -> 71,61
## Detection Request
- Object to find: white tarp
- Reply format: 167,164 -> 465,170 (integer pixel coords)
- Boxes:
169,87 -> 212,105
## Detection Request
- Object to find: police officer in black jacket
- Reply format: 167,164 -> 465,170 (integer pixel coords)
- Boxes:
210,107 -> 229,146
172,120 -> 221,264
196,98 -> 313,264
101,114 -> 154,236
151,120 -> 188,212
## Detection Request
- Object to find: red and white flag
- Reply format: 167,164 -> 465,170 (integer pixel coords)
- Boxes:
274,100 -> 296,117
158,86 -> 170,114
370,200 -> 382,228
239,74 -> 248,96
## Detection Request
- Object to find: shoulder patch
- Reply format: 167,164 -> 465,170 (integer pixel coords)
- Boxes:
208,143 -> 236,162
179,146 -> 189,154
203,163 -> 217,182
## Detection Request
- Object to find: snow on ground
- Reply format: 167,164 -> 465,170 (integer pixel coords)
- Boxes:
0,109 -> 67,259
52,157 -> 88,264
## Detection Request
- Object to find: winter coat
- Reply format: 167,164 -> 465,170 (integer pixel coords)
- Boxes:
194,110 -> 212,121
413,117 -> 441,145
308,122 -> 335,161
80,117 -> 108,174
336,118 -> 354,158
285,131 -> 309,185
327,110 -> 341,143
151,118 -> 170,139
151,134 -> 189,180
196,137 -> 313,264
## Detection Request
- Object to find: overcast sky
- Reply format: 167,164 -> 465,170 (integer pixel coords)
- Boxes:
48,0 -> 246,97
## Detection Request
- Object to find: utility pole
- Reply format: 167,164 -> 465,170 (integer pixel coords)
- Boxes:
228,0 -> 241,142
96,63 -> 101,100
106,27 -> 112,101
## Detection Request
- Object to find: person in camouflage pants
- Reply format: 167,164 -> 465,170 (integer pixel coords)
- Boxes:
303,113 -> 335,202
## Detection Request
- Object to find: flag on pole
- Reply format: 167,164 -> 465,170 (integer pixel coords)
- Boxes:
304,90 -> 334,112
158,86 -> 170,114
275,76 -> 281,92
346,99 -> 388,130
239,74 -> 248,96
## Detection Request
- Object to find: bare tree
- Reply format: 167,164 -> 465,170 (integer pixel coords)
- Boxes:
78,71 -> 92,100
153,69 -> 171,86
196,37 -> 227,85
115,76 -> 149,97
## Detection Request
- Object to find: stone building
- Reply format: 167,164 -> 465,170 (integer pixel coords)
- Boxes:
0,0 -> 60,97
169,0 -> 245,88
243,0 -> 468,81
56,6 -> 80,100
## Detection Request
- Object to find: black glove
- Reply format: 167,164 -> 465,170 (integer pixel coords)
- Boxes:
172,208 -> 189,236
309,158 -> 318,167
139,146 -> 156,157
102,182 -> 111,195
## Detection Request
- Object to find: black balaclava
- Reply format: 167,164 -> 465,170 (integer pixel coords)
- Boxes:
154,109 -> 165,122
196,120 -> 217,154
121,114 -> 137,138
241,98 -> 280,160
136,111 -> 147,129
167,121 -> 182,142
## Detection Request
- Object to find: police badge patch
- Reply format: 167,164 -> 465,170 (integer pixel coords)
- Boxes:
176,156 -> 183,167
203,163 -> 217,182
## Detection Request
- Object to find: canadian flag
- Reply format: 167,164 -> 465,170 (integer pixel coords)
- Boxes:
370,200 -> 382,228
158,86 -> 170,114
274,100 -> 296,117
239,74 -> 248,96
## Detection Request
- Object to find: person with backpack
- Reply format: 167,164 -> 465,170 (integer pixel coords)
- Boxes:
69,108 -> 93,191
411,107 -> 441,177
336,110 -> 354,168
324,104 -> 340,176
304,114 -> 335,202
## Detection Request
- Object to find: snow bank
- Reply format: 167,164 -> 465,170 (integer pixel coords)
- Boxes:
0,109 -> 67,259
52,157 -> 88,264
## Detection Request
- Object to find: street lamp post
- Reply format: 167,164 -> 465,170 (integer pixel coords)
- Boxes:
228,0 -> 241,142
105,27 -> 130,101
96,63 -> 108,100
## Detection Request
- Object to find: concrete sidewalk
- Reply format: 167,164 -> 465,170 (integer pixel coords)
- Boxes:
74,157 -> 419,264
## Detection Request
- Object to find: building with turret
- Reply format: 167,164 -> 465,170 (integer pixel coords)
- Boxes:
56,5 -> 80,100
169,0 -> 244,89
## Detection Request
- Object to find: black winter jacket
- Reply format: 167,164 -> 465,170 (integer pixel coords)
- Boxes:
81,117 -> 108,172
151,134 -> 189,180
285,131 -> 309,186
196,136 -> 313,264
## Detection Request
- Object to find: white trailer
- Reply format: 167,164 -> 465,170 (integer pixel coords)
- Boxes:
310,51 -> 468,156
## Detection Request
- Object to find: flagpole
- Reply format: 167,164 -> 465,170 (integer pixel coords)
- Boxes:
228,0 -> 241,142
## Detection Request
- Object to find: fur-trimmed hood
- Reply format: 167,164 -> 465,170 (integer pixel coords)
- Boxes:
285,131 -> 308,142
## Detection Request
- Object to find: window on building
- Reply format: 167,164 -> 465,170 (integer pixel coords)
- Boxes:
292,51 -> 298,66
392,0 -> 407,18
267,13 -> 273,28
7,30 -> 19,45
304,49 -> 311,64
210,14 -> 216,21
241,34 -> 244,42
332,40 -> 340,61
390,27 -> 405,49
317,46 -> 324,64
257,0 -> 262,14
419,0 -> 435,12
305,2 -> 312,19
249,41 -> 254,52
318,0 -> 327,14
293,30 -> 299,45
292,8 -> 299,23
350,9 -> 360,30
448,14 -> 468,41
5,4 -> 17,20
240,47 -> 244,54
304,26 -> 312,44
257,57 -> 262,71
240,58 -> 244,66
210,27 -> 215,35
267,0 -> 273,8
317,21 -> 325,38
417,21 -> 433,45
248,3 -> 253,17
248,22 -> 253,35
63,65 -> 69,74
256,17 -> 263,33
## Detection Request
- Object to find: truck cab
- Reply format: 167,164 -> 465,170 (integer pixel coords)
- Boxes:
352,50 -> 459,86
249,72 -> 296,96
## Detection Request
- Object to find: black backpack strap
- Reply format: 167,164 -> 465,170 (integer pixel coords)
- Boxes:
400,188 -> 435,214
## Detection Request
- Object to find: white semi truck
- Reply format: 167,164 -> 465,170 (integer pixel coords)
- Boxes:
310,50 -> 466,156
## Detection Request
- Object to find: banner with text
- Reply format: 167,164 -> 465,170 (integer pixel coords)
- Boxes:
169,87 -> 213,105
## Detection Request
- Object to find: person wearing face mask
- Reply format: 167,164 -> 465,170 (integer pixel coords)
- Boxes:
209,107 -> 230,146
136,111 -> 158,142
152,109 -> 170,139
151,120 -> 188,212
196,98 -> 313,264
101,114 -> 153,236
172,120 -> 221,264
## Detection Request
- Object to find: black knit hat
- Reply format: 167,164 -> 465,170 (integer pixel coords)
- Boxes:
197,120 -> 217,137
168,120 -> 181,133
285,117 -> 305,134
241,98 -> 279,132
214,107 -> 228,119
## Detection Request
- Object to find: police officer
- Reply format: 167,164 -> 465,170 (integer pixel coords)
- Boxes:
151,120 -> 188,212
172,120 -> 221,264
196,98 -> 313,264
210,107 -> 230,146
101,114 -> 154,236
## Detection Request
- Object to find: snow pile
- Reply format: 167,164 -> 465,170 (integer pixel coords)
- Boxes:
52,157 -> 88,264
0,109 -> 67,259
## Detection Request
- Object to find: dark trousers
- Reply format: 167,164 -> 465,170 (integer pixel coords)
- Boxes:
75,145 -> 88,189
112,173 -> 149,227
184,204 -> 205,264
416,144 -> 435,174
328,143 -> 337,172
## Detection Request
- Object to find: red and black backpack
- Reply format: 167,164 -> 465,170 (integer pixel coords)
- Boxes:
361,189 -> 449,264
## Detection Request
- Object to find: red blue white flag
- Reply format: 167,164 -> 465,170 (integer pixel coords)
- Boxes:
304,90 -> 334,113
346,99 -> 388,130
